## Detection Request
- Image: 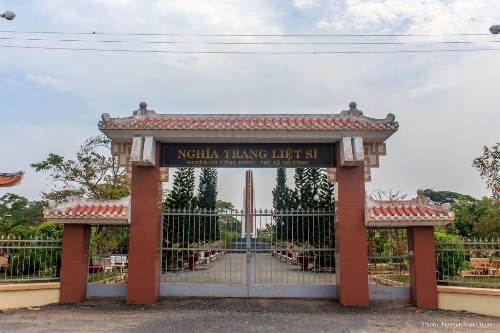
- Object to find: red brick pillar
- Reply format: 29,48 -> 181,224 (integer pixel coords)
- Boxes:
408,226 -> 438,309
126,143 -> 161,304
59,224 -> 91,303
335,143 -> 369,306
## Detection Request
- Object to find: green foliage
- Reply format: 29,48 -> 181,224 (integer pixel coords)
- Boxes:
275,168 -> 335,247
472,142 -> 500,200
31,222 -> 64,239
291,168 -> 334,211
216,200 -> 242,233
272,168 -> 293,212
196,168 -> 220,241
197,168 -> 218,210
31,135 -> 130,201
165,167 -> 195,209
90,226 -> 129,255
435,231 -> 469,278
450,196 -> 500,238
0,193 -> 47,235
423,189 -> 475,205
471,198 -> 500,238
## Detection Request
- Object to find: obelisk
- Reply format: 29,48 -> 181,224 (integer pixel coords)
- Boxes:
243,169 -> 255,238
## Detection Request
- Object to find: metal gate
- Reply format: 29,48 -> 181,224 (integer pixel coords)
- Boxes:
160,208 -> 336,298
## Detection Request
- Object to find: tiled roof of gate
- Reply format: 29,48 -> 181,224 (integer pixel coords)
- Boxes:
366,190 -> 454,227
99,102 -> 398,132
44,196 -> 130,225
0,171 -> 24,187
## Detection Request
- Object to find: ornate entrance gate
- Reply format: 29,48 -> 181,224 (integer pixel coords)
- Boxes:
56,101 -> 415,307
160,208 -> 336,297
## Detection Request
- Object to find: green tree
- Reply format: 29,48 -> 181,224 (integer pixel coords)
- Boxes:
31,135 -> 129,202
450,196 -> 500,239
292,168 -> 308,210
281,168 -> 335,247
472,142 -> 500,200
0,194 -> 47,235
423,189 -> 476,205
471,198 -> 500,238
165,167 -> 195,209
197,168 -> 218,210
272,168 -> 293,212
197,168 -> 219,242
216,200 -> 241,246
273,168 -> 293,241
164,167 -> 196,248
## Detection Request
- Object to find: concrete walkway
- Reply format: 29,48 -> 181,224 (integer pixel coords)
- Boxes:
161,252 -> 336,285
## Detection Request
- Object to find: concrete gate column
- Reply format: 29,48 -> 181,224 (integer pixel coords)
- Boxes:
408,226 -> 438,309
335,143 -> 369,306
59,224 -> 91,303
126,143 -> 162,304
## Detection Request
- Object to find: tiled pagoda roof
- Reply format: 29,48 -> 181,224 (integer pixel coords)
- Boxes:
44,196 -> 130,225
366,190 -> 454,228
0,171 -> 24,187
98,102 -> 398,141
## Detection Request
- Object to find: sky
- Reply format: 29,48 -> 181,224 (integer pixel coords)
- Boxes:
1,0 -> 499,209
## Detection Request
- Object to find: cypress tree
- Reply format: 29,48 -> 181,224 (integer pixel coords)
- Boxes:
272,168 -> 292,212
273,168 -> 293,241
166,167 -> 195,209
197,168 -> 219,242
164,167 -> 195,248
293,168 -> 307,210
197,168 -> 218,210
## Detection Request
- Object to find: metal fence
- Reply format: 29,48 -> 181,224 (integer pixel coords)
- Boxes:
88,226 -> 129,285
0,235 -> 61,283
436,238 -> 500,289
368,228 -> 409,287
161,208 -> 336,286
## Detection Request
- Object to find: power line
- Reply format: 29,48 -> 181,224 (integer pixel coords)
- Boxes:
0,30 -> 493,37
2,44 -> 500,54
1,36 -> 499,46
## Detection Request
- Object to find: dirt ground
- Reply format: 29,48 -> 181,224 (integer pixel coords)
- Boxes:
1,298 -> 499,333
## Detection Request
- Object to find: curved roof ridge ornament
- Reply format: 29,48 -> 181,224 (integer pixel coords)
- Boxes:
100,101 -> 157,126
339,102 -> 396,124
132,101 -> 157,118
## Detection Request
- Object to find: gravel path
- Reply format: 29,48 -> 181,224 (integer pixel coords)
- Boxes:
1,298 -> 499,333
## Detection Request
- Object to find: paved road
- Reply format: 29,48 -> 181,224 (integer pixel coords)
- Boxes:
1,298 -> 499,333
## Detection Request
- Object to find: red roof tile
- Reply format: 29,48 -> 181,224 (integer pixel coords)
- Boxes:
99,105 -> 398,132
44,196 -> 130,225
366,190 -> 454,227
0,171 -> 24,187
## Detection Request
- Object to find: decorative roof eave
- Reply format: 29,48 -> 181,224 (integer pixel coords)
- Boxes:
44,196 -> 130,226
48,218 -> 128,226
99,102 -> 398,143
365,190 -> 455,228
367,220 -> 451,228
0,171 -> 24,187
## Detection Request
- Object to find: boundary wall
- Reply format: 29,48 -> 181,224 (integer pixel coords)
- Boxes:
438,286 -> 500,317
0,283 -> 60,310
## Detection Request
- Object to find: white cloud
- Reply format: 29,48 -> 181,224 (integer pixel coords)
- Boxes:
26,74 -> 76,94
293,0 -> 318,9
316,0 -> 500,34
